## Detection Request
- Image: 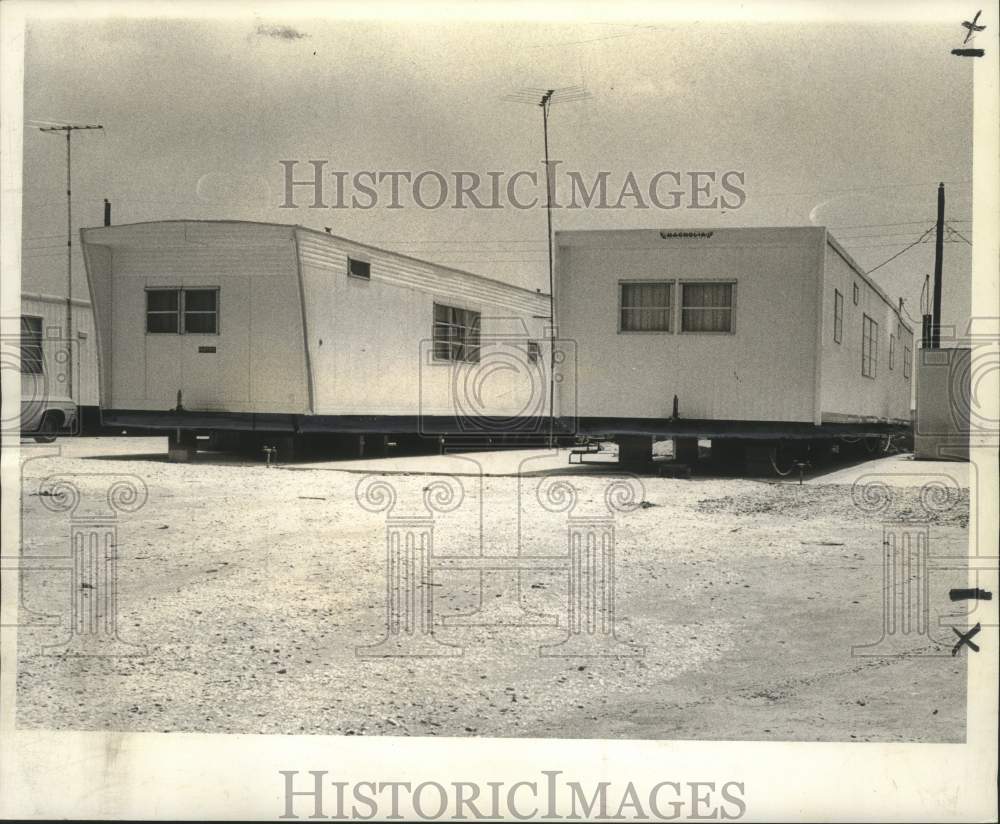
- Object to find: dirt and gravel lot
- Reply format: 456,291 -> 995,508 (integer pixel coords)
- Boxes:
14,437 -> 969,741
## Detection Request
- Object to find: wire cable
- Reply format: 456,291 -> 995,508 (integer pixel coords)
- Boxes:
865,227 -> 935,275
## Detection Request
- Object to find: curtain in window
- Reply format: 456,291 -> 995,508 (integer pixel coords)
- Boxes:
682,283 -> 733,332
433,304 -> 480,361
620,282 -> 671,331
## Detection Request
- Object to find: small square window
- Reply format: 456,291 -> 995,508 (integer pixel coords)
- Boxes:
527,340 -> 541,363
348,257 -> 371,280
146,289 -> 180,334
183,289 -> 218,335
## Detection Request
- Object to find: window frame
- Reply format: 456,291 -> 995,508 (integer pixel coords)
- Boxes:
347,256 -> 371,281
526,340 -> 541,364
903,345 -> 912,379
833,289 -> 844,344
145,287 -> 220,336
618,279 -> 674,334
145,288 -> 181,335
679,280 -> 737,335
20,315 -> 44,375
182,288 -> 220,335
853,282 -> 860,305
861,313 -> 878,379
432,302 -> 481,363
889,333 -> 896,370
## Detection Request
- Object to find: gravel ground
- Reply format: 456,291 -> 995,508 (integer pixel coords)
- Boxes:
15,437 -> 969,741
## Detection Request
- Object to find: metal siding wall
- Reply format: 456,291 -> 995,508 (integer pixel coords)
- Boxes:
819,245 -> 913,423
554,228 -> 822,423
297,231 -> 551,417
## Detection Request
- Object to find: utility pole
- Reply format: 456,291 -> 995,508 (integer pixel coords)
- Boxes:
931,182 -> 944,348
502,86 -> 589,447
540,90 -> 556,447
38,123 -> 103,401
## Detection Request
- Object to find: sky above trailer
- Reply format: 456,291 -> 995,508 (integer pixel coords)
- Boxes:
21,7 -> 974,336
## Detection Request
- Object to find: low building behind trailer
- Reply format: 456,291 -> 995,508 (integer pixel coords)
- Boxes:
19,292 -> 100,435
80,220 -> 555,458
553,227 -> 914,471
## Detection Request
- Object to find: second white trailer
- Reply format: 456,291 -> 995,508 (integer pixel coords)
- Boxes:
81,220 -> 555,449
552,227 -> 913,465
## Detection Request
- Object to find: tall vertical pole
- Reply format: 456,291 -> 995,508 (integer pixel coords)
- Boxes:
65,131 -> 74,401
931,182 -> 945,348
541,90 -> 555,448
39,123 -> 103,402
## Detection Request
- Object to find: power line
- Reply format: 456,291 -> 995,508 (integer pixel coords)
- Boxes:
865,227 -> 936,275
944,222 -> 972,246
757,179 -> 973,198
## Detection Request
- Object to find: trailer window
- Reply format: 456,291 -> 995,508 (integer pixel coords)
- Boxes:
20,315 -> 43,374
147,289 -> 180,333
833,289 -> 843,343
147,288 -> 218,334
903,346 -> 912,379
433,303 -> 480,362
681,282 -> 734,333
183,289 -> 219,334
862,314 -> 878,378
348,257 -> 371,280
620,282 -> 672,332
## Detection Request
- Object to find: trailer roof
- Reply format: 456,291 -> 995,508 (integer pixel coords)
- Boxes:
80,219 -> 550,301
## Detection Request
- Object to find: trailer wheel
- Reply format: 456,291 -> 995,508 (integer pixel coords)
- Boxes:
32,411 -> 62,443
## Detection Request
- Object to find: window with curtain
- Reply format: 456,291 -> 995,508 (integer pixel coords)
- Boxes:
862,314 -> 878,378
433,303 -> 480,362
20,315 -> 43,374
619,281 -> 672,332
681,282 -> 734,332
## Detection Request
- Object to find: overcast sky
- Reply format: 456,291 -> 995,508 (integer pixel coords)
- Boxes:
21,12 -> 974,331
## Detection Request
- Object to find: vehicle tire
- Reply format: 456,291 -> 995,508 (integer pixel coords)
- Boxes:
32,412 -> 61,443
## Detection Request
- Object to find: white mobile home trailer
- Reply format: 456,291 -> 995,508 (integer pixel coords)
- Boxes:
80,220 -> 553,450
554,227 -> 913,465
